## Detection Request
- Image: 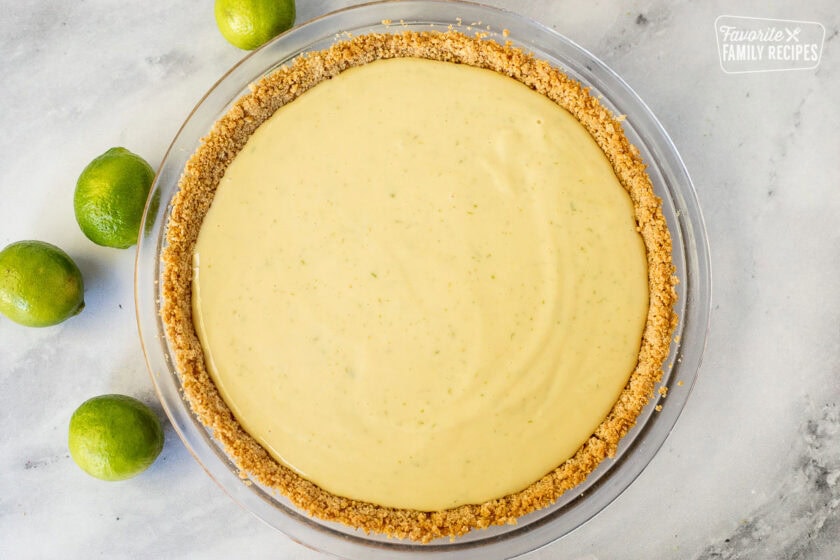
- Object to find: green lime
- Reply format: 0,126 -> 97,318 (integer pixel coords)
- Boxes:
0,240 -> 85,327
214,0 -> 296,50
68,394 -> 164,481
74,147 -> 155,249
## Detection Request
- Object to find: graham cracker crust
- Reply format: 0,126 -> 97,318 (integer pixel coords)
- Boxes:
161,30 -> 677,543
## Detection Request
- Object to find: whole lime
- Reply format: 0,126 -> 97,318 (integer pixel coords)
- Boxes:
214,0 -> 296,50
0,240 -> 85,327
74,147 -> 155,249
68,394 -> 164,481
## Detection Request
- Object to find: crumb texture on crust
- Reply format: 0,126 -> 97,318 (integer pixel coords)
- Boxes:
161,30 -> 677,543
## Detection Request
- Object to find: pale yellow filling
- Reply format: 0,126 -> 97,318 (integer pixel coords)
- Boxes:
192,57 -> 648,511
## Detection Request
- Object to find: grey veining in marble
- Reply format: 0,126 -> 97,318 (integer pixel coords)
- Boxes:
694,403 -> 840,560
1,1 -> 838,559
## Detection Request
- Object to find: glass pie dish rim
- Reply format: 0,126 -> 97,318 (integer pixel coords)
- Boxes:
134,1 -> 712,558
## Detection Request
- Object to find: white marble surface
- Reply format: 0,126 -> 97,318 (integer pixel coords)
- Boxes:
1,1 -> 837,558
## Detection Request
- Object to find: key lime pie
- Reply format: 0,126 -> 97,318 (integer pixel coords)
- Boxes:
162,30 -> 676,541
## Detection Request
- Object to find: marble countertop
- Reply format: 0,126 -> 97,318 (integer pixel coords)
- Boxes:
1,1 -> 837,558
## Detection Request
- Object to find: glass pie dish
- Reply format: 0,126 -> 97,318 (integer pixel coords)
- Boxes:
135,1 -> 711,558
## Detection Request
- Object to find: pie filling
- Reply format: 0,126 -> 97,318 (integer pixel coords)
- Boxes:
191,57 -> 649,511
